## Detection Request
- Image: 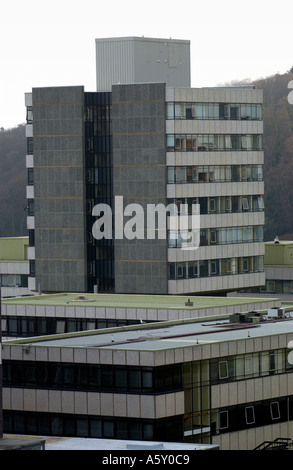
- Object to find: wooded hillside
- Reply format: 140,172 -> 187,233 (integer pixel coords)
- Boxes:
1,70 -> 293,240
254,70 -> 293,240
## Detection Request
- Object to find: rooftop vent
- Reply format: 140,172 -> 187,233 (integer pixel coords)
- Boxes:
76,295 -> 87,301
230,311 -> 263,324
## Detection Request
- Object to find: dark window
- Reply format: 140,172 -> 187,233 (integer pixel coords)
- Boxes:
219,411 -> 229,429
26,106 -> 33,123
27,168 -> 34,185
245,406 -> 255,425
27,137 -> 33,155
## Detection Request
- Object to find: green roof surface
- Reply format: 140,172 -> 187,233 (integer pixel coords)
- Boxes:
2,292 -> 279,310
0,236 -> 29,261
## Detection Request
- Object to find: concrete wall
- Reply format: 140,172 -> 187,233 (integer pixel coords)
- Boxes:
32,87 -> 87,292
96,37 -> 190,92
112,83 -> 169,294
0,237 -> 28,261
2,324 -> 293,450
265,242 -> 293,266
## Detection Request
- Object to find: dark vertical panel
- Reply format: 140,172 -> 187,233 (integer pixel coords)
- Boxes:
84,92 -> 114,292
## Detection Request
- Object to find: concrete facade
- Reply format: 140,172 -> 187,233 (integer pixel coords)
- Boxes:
166,86 -> 265,294
25,83 -> 265,296
0,237 -> 33,297
2,311 -> 293,450
112,83 -> 168,294
28,87 -> 88,293
24,38 -> 265,296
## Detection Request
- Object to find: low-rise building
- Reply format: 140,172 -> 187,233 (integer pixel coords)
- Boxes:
2,304 -> 293,450
262,240 -> 293,298
1,292 -> 280,338
0,237 -> 33,298
239,240 -> 293,300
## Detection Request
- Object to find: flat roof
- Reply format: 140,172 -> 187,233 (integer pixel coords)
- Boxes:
266,241 -> 293,246
45,436 -> 217,451
6,312 -> 293,352
1,292 -> 278,311
95,36 -> 190,44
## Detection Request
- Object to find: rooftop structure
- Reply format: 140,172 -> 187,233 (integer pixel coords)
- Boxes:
95,36 -> 191,91
0,237 -> 33,297
1,292 -> 280,338
239,240 -> 293,299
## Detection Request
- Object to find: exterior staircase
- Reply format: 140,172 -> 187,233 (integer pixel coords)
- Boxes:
254,438 -> 293,450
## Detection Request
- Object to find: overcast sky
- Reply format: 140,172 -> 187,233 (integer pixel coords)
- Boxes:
0,0 -> 292,129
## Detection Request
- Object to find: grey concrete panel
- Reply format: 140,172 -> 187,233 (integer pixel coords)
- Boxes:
32,87 -> 87,292
112,83 -> 168,294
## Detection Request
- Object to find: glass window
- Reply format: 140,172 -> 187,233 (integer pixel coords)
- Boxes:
116,420 -> 128,439
142,369 -> 153,391
63,365 -> 75,386
26,106 -> 33,123
102,368 -> 114,389
28,199 -> 34,216
219,411 -> 229,429
103,420 -> 115,438
219,361 -> 228,379
175,103 -> 184,119
166,134 -> 175,151
166,103 -> 174,119
90,419 -> 102,438
270,402 -> 280,420
128,368 -> 141,392
245,406 -> 255,425
27,168 -> 34,185
27,137 -> 33,154
56,320 -> 66,333
115,368 -> 127,391
51,416 -> 63,436
76,417 -> 88,437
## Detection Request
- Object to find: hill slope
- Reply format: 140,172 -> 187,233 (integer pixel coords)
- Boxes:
254,70 -> 293,240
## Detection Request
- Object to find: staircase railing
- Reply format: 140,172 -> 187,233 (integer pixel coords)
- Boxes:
254,438 -> 293,450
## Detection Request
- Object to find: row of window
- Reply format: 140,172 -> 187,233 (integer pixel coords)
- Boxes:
168,225 -> 263,249
3,361 -> 182,394
261,280 -> 293,295
209,349 -> 291,385
183,349 -> 292,390
1,316 -> 142,338
169,256 -> 264,280
167,134 -> 262,152
167,165 -> 263,184
0,274 -> 28,288
84,96 -> 114,294
28,101 -> 262,123
5,349 -> 289,391
169,195 -> 264,215
217,396 -> 293,434
166,102 -> 262,121
3,410 -> 183,442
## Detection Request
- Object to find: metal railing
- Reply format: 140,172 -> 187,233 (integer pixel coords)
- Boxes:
254,438 -> 293,450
